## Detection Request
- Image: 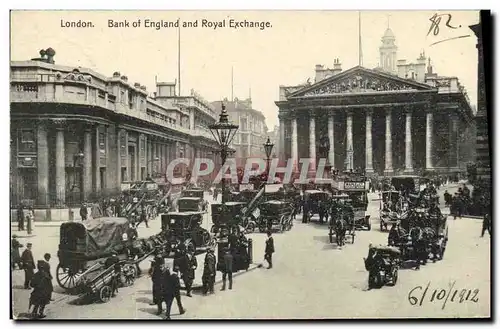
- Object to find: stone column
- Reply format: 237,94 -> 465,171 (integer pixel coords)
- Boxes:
291,116 -> 298,171
83,127 -> 93,201
346,110 -> 353,170
117,127 -> 122,184
384,108 -> 393,174
309,112 -> 316,172
54,122 -> 66,205
426,110 -> 434,170
365,109 -> 374,173
37,123 -> 49,206
94,126 -> 101,193
404,108 -> 414,173
147,140 -> 152,176
279,115 -> 286,162
328,114 -> 335,168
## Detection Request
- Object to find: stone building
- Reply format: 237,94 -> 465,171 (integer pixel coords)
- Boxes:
10,49 -> 221,215
212,98 -> 269,167
275,28 -> 475,176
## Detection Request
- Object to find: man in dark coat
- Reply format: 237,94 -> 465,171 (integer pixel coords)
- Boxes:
482,213 -> 491,237
11,235 -> 23,270
17,204 -> 25,231
221,248 -> 233,291
202,249 -> 216,295
21,243 -> 35,289
265,231 -> 275,269
163,267 -> 185,320
42,253 -> 54,301
80,203 -> 88,221
181,250 -> 197,297
149,256 -> 165,314
29,260 -> 52,318
104,253 -> 121,297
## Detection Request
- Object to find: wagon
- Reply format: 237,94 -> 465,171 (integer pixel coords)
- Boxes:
56,217 -> 131,291
177,197 -> 206,212
328,195 -> 356,245
379,191 -> 402,231
210,202 -> 249,235
161,211 -> 215,255
303,190 -> 330,222
258,200 -> 294,233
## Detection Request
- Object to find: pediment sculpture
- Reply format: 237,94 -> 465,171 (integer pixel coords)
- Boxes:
303,74 -> 417,96
55,71 -> 92,83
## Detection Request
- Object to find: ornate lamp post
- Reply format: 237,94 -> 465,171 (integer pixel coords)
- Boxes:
209,103 -> 239,204
263,136 -> 274,182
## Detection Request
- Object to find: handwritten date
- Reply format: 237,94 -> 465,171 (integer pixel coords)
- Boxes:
408,281 -> 479,310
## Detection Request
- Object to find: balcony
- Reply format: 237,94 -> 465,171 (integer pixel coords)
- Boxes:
10,74 -> 216,143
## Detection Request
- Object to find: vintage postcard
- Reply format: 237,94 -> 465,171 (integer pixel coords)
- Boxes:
9,10 -> 491,320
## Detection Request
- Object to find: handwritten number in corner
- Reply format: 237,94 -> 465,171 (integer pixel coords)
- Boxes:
427,13 -> 459,37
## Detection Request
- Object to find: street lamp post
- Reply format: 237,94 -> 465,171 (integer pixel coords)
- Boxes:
263,136 -> 274,183
209,103 -> 239,204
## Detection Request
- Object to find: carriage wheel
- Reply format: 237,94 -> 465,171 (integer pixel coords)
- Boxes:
99,285 -> 112,303
56,263 -> 83,291
122,264 -> 137,286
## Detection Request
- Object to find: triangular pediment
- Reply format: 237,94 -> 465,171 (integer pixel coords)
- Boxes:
288,66 -> 435,98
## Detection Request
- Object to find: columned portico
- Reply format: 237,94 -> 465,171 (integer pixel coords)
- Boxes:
54,121 -> 66,206
426,109 -> 434,170
279,115 -> 285,162
365,109 -> 374,173
82,127 -> 93,201
309,112 -> 316,171
37,123 -> 49,206
291,115 -> 298,171
327,115 -> 335,168
384,108 -> 393,175
346,110 -> 353,170
404,108 -> 414,173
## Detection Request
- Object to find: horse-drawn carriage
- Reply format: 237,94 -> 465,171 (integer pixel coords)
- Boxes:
328,194 -> 356,246
216,227 -> 253,273
303,190 -> 330,223
379,190 -> 406,231
257,200 -> 294,233
56,217 -> 152,295
161,211 -> 215,255
210,202 -> 255,235
364,245 -> 401,289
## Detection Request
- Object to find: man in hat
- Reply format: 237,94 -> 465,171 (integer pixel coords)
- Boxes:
80,203 -> 88,221
105,253 -> 121,297
202,248 -> 216,295
149,255 -> 165,314
17,203 -> 25,231
221,248 -> 233,291
42,253 -> 54,301
181,250 -> 197,297
11,235 -> 23,270
21,243 -> 35,289
163,266 -> 185,320
265,231 -> 275,269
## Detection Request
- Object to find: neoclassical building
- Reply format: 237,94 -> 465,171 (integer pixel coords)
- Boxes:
275,28 -> 475,176
10,49 -> 221,212
212,98 -> 269,167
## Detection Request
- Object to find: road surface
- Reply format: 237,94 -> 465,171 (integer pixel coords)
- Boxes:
11,185 -> 490,319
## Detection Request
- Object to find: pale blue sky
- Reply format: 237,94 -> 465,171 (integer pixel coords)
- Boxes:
11,10 -> 480,129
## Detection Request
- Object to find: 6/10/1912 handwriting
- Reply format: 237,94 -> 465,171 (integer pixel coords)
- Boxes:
408,281 -> 479,310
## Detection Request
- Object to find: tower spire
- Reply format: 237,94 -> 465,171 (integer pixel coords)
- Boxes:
231,66 -> 234,102
358,11 -> 363,67
387,14 -> 391,28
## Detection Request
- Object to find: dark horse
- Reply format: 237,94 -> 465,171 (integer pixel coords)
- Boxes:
335,218 -> 347,247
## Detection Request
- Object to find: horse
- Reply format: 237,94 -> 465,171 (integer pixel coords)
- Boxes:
335,218 -> 347,247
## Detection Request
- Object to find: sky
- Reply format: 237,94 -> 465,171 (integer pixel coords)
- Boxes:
10,10 -> 480,129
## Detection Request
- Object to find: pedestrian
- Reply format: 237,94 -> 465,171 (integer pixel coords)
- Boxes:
221,247 -> 233,291
202,248 -> 216,295
149,256 -> 165,315
181,250 -> 197,297
104,253 -> 121,297
11,235 -> 23,270
482,213 -> 491,237
140,204 -> 149,228
17,203 -> 25,231
172,267 -> 186,313
80,203 -> 88,221
42,253 -> 54,301
265,231 -> 275,269
21,242 -> 35,289
163,267 -> 185,320
29,260 -> 52,319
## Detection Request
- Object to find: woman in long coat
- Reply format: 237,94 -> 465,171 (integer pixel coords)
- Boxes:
30,260 -> 53,318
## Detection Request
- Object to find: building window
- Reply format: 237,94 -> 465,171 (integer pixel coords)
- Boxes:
241,134 -> 248,144
18,129 -> 36,154
120,134 -> 127,156
241,118 -> 247,131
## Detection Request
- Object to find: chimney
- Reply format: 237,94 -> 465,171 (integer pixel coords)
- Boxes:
45,48 -> 55,64
113,72 -> 121,78
120,75 -> 128,82
332,58 -> 342,75
315,64 -> 325,82
134,82 -> 141,88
